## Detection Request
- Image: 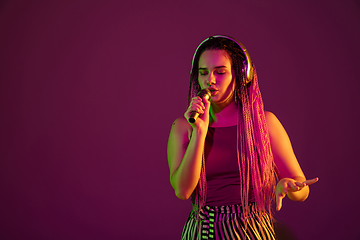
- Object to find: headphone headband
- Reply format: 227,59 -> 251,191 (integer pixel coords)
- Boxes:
191,35 -> 254,83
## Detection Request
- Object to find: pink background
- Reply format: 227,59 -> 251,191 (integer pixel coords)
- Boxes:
1,0 -> 360,239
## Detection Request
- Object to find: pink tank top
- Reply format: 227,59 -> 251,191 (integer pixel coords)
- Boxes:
204,126 -> 254,206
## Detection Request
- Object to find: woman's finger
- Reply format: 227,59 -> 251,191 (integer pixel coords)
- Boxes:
294,181 -> 306,188
288,181 -> 300,191
303,177 -> 319,186
190,99 -> 205,110
276,192 -> 285,211
191,97 -> 202,103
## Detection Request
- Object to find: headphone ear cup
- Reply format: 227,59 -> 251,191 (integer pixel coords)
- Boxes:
235,39 -> 253,83
246,62 -> 254,84
242,61 -> 253,84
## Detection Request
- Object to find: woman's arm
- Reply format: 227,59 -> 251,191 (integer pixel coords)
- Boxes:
265,111 -> 318,210
167,96 -> 211,200
167,117 -> 206,200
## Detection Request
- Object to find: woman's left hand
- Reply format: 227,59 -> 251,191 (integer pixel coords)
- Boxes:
276,177 -> 319,211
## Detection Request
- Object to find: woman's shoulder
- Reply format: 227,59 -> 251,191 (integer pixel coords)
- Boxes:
264,111 -> 276,121
172,116 -> 190,127
170,117 -> 192,135
169,117 -> 192,146
264,111 -> 285,132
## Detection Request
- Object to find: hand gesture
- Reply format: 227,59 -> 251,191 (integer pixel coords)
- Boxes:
184,95 -> 211,130
276,177 -> 319,211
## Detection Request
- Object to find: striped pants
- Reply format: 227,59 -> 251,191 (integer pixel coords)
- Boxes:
181,204 -> 276,240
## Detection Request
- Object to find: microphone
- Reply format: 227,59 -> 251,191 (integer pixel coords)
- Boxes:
189,89 -> 211,123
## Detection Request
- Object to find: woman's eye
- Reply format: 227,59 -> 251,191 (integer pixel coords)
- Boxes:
217,71 -> 226,75
199,71 -> 208,76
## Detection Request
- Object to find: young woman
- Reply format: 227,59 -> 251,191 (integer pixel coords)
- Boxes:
167,35 -> 318,240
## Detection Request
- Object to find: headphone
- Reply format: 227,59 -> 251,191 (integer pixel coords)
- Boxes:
191,35 -> 254,83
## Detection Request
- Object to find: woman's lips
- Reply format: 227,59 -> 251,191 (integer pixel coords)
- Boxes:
209,89 -> 218,96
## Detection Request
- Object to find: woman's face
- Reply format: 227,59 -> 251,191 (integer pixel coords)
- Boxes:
198,50 -> 235,103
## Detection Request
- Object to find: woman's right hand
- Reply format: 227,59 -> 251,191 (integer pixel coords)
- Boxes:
184,95 -> 211,130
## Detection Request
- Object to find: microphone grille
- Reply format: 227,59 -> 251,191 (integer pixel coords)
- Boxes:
198,89 -> 211,99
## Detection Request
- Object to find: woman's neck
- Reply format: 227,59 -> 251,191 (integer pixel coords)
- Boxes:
209,100 -> 238,127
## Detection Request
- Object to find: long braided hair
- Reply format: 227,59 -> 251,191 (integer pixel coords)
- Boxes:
188,36 -> 276,225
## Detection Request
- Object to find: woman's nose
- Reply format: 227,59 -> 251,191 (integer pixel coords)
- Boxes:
207,73 -> 216,86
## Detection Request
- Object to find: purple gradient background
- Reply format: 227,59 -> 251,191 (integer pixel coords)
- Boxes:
1,1 -> 359,239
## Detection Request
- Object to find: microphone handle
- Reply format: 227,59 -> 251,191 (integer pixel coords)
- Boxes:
189,112 -> 199,123
188,89 -> 211,123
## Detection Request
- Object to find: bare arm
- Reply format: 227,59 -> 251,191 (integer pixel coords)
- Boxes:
265,111 -> 318,210
167,96 -> 211,200
167,118 -> 206,200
